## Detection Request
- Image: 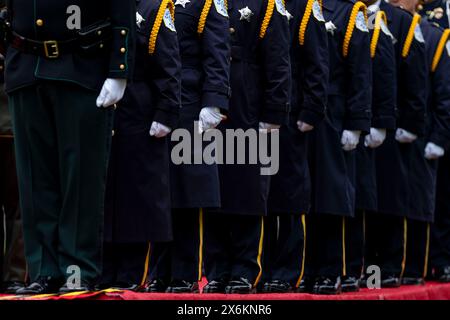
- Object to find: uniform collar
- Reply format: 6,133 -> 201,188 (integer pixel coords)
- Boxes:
368,0 -> 382,15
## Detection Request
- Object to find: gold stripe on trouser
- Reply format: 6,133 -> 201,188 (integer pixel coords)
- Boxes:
253,217 -> 265,287
295,214 -> 307,288
342,216 -> 347,277
140,242 -> 151,286
423,223 -> 431,278
198,208 -> 204,281
400,217 -> 408,278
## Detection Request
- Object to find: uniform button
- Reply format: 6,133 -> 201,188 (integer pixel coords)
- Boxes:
36,19 -> 44,27
417,4 -> 423,11
97,30 -> 102,36
121,30 -> 127,36
99,43 -> 104,49
119,64 -> 125,70
112,130 -> 115,137
120,47 -> 126,53
229,27 -> 235,34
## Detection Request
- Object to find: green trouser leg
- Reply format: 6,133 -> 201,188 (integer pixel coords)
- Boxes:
9,82 -> 113,283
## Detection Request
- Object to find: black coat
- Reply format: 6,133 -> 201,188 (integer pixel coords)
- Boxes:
104,0 -> 181,243
4,0 -> 135,93
216,0 -> 290,216
356,8 -> 396,212
268,0 -> 329,216
375,2 -> 427,219
407,21 -> 450,222
420,0 -> 450,29
169,0 -> 230,209
308,0 -> 371,217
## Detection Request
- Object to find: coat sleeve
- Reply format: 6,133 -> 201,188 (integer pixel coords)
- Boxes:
108,0 -> 136,79
429,38 -> 450,150
371,29 -> 397,130
298,1 -> 329,127
148,2 -> 182,129
343,8 -> 372,133
200,0 -> 231,111
397,15 -> 427,135
259,0 -> 290,125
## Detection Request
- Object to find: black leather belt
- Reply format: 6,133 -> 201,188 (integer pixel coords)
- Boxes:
10,32 -> 79,59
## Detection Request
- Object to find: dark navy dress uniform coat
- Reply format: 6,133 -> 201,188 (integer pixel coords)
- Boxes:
356,8 -> 396,212
104,0 -> 181,243
407,20 -> 450,223
375,2 -> 427,219
308,0 -> 372,217
268,0 -> 329,216
170,0 -> 231,209
420,0 -> 450,29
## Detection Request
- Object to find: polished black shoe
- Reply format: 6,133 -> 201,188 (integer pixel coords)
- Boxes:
59,281 -> 93,294
16,277 -> 62,295
110,282 -> 142,291
401,277 -> 425,286
381,275 -> 401,288
225,278 -> 255,294
435,266 -> 450,283
1,281 -> 25,294
341,276 -> 360,292
295,277 -> 314,293
203,280 -> 227,294
262,280 -> 294,293
313,277 -> 342,295
146,279 -> 169,293
166,280 -> 199,293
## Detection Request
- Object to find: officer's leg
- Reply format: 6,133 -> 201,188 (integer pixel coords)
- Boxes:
167,208 -> 202,293
148,242 -> 171,292
203,212 -> 231,293
50,82 -> 113,285
98,242 -> 117,288
227,214 -> 264,294
9,85 -> 62,284
402,219 -> 429,285
261,216 -> 278,287
364,212 -> 380,270
115,242 -> 151,290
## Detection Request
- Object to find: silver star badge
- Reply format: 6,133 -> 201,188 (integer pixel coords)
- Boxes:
325,21 -> 337,35
175,0 -> 190,8
239,6 -> 254,22
136,12 -> 145,28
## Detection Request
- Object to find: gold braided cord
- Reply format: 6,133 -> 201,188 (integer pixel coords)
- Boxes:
260,0 -> 275,39
370,11 -> 387,58
299,0 -> 314,46
431,29 -> 450,72
198,0 -> 213,35
343,1 -> 368,57
402,13 -> 421,58
148,0 -> 175,54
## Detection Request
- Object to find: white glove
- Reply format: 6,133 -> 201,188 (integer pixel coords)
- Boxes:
395,128 -> 417,143
96,78 -> 127,108
297,121 -> 314,132
341,130 -> 361,151
259,122 -> 281,133
424,142 -> 445,160
198,107 -> 226,134
149,121 -> 172,138
364,128 -> 387,149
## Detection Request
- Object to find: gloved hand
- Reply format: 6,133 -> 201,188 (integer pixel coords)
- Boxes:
341,130 -> 361,151
149,121 -> 172,138
198,107 -> 226,134
424,142 -> 445,160
297,121 -> 314,132
395,128 -> 417,143
364,128 -> 387,149
96,78 -> 127,108
259,122 -> 281,133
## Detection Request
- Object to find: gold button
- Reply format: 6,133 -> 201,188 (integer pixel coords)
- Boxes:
36,19 -> 44,27
112,130 -> 115,137
99,43 -> 104,49
97,30 -> 102,36
120,47 -> 126,53
417,4 -> 423,11
119,64 -> 125,70
121,30 -> 127,36
230,27 -> 235,34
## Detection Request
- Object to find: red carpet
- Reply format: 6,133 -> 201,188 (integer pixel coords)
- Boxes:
1,282 -> 450,300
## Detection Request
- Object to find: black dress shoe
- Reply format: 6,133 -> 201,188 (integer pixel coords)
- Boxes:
341,276 -> 360,292
262,280 -> 294,293
225,278 -> 255,294
59,281 -> 93,294
401,277 -> 425,286
146,279 -> 168,293
16,277 -> 62,295
166,280 -> 199,293
110,282 -> 142,291
295,277 -> 314,293
203,280 -> 227,294
381,275 -> 401,288
2,281 -> 25,294
435,266 -> 450,283
313,277 -> 342,295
